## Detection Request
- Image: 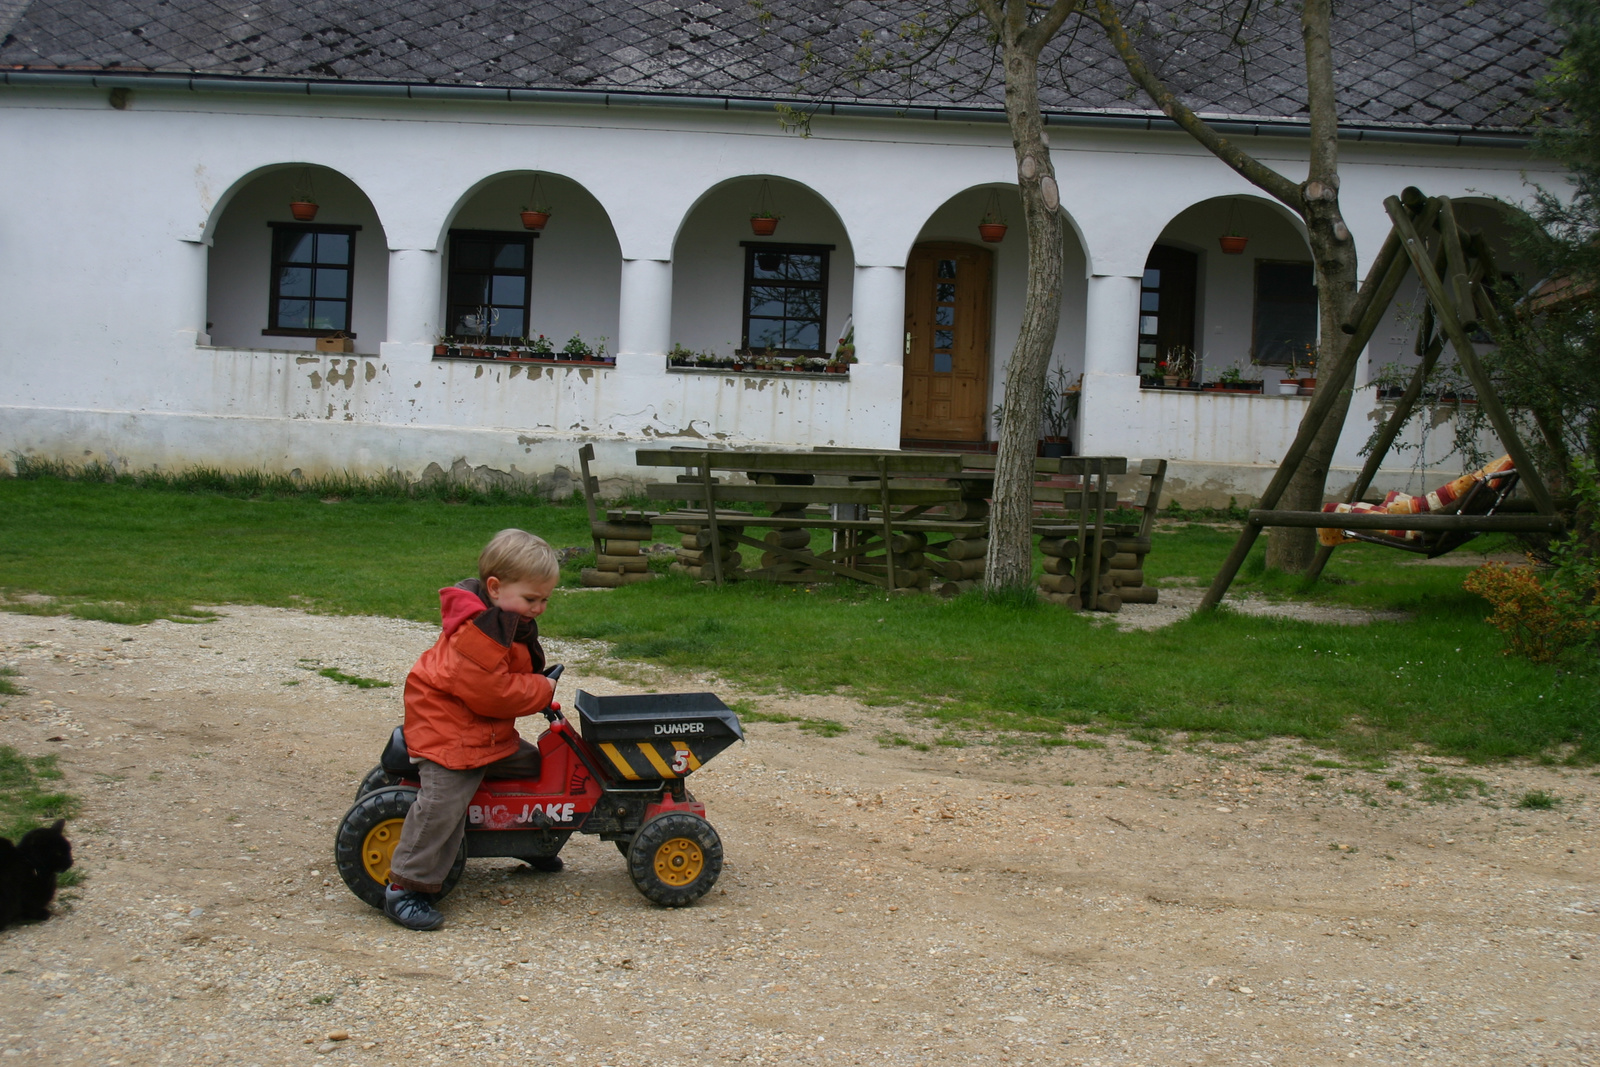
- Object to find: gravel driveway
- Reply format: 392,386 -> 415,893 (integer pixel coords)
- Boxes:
0,604 -> 1595,1066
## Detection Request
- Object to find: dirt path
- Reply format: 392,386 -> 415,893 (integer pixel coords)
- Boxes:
0,604 -> 1596,1066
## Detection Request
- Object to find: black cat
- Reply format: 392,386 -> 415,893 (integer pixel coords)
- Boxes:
0,820 -> 74,929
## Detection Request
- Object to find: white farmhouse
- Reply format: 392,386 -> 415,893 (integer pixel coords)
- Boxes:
0,1 -> 1565,502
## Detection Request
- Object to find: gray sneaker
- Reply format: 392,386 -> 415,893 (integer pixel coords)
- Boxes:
383,885 -> 444,931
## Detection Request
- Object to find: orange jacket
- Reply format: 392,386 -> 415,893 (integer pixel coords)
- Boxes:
403,582 -> 554,770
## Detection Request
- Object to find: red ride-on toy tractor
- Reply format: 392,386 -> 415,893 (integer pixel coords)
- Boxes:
334,666 -> 743,907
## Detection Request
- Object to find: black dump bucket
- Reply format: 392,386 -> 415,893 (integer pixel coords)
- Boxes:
574,690 -> 744,783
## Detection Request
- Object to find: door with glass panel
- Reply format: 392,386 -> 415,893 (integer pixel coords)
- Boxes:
902,242 -> 993,442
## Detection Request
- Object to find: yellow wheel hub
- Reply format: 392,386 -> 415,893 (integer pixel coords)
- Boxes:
653,837 -> 704,887
362,818 -> 407,884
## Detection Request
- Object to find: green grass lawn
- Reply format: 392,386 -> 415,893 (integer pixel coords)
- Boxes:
1,474 -> 1595,764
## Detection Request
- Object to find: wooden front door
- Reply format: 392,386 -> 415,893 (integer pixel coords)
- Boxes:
902,242 -> 993,443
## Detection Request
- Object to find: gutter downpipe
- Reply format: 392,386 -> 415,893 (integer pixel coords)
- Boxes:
0,70 -> 1533,150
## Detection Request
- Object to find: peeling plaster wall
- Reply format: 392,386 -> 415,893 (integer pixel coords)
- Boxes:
0,85 -> 1569,500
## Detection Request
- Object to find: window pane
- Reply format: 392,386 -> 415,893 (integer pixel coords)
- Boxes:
455,240 -> 492,270
934,329 -> 954,349
933,352 -> 953,373
277,299 -> 310,329
314,268 -> 348,299
452,310 -> 484,335
747,285 -> 785,318
491,274 -> 524,305
937,259 -> 957,279
786,320 -> 820,350
935,306 -> 954,327
785,254 -> 822,282
747,319 -> 784,349
492,308 -> 524,338
1143,268 -> 1160,288
785,289 -> 822,319
493,242 -> 526,269
281,233 -> 315,263
277,266 -> 312,298
936,283 -> 956,303
316,233 -> 351,265
1139,315 -> 1159,335
450,275 -> 489,307
1140,292 -> 1160,312
1138,343 -> 1157,361
312,301 -> 346,331
1254,262 -> 1319,364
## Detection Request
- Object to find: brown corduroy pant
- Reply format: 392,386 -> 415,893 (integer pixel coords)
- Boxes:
388,740 -> 542,893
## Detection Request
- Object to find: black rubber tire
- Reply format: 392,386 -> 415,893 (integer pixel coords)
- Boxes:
626,812 -> 722,907
333,785 -> 466,910
355,764 -> 402,802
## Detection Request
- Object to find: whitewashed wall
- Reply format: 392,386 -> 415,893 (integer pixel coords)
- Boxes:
0,83 -> 1567,501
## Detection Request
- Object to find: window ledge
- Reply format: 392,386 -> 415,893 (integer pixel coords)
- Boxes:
433,353 -> 615,367
668,364 -> 849,380
262,328 -> 357,339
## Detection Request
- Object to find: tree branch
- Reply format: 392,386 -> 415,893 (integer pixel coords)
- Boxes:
1019,0 -> 1084,56
1093,0 -> 1304,213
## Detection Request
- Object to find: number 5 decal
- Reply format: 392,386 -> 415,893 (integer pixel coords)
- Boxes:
670,748 -> 691,774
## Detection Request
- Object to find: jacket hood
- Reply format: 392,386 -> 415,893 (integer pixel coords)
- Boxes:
439,581 -> 492,637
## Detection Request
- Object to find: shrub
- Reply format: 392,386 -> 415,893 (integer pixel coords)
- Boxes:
1463,561 -> 1599,663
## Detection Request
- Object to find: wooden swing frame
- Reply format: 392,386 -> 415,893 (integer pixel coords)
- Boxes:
1200,188 -> 1565,611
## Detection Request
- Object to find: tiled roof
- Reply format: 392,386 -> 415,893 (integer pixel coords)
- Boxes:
0,0 -> 1559,132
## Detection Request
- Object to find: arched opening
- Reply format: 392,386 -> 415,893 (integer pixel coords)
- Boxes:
669,176 -> 855,362
205,165 -> 388,353
437,172 -> 621,352
906,185 -> 1089,448
1136,195 -> 1311,390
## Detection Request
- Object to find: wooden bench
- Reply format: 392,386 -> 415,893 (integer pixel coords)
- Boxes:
958,455 -> 1168,611
634,447 -> 994,590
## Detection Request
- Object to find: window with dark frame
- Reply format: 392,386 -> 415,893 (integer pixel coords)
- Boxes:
446,230 -> 536,341
741,242 -> 831,355
1134,244 -> 1198,375
266,224 -> 359,337
1253,260 -> 1319,365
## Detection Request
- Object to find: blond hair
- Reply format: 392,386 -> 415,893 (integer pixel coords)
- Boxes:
478,528 -> 559,585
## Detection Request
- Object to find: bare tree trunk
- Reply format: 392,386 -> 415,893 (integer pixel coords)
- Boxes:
979,0 -> 1080,592
1097,0 -> 1363,574
1265,0 -> 1360,571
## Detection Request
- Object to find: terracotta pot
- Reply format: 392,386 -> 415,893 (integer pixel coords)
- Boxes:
1218,235 -> 1248,255
1162,375 -> 1178,387
978,222 -> 1008,243
289,201 -> 319,222
433,344 -> 448,356
1298,377 -> 1317,389
750,217 -> 779,236
520,210 -> 550,231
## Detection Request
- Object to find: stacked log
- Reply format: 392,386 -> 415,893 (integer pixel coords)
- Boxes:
886,531 -> 931,590
669,523 -> 743,581
1036,535 -> 1121,612
1106,535 -> 1158,604
760,502 -> 813,579
928,535 -> 985,596
580,520 -> 656,588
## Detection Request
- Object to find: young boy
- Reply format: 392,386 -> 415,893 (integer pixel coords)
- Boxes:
383,528 -> 560,931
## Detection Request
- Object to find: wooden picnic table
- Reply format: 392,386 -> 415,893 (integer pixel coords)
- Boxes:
574,444 -> 1165,609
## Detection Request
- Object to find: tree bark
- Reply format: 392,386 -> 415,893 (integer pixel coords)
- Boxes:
979,0 -> 1081,593
1096,0 -> 1362,573
1264,0 -> 1361,571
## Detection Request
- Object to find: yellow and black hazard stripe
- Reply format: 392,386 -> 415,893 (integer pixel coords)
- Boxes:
596,739 -> 704,781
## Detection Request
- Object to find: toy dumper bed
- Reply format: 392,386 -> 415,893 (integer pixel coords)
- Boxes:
575,689 -> 744,783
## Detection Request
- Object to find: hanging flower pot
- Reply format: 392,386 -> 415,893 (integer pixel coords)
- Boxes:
1218,234 -> 1248,255
289,167 -> 319,222
977,187 -> 1008,243
749,178 -> 782,236
750,216 -> 779,236
520,174 -> 552,232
